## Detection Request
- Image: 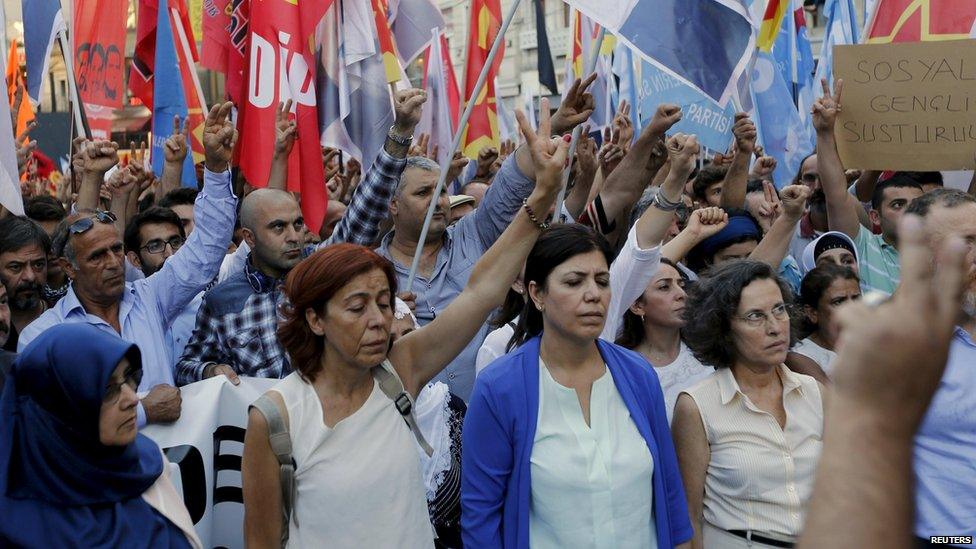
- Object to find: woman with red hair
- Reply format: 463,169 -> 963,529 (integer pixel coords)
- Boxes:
241,102 -> 569,547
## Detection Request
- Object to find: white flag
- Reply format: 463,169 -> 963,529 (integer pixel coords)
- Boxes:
0,4 -> 24,216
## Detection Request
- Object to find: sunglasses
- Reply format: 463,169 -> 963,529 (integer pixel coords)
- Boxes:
69,211 -> 118,235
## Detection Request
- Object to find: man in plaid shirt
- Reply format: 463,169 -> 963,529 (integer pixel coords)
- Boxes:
175,89 -> 427,384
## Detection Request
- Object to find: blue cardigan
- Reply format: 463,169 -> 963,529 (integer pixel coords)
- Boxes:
461,335 -> 694,548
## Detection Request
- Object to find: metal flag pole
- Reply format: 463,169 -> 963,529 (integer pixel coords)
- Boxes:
405,0 -> 524,292
56,30 -> 90,139
553,25 -> 606,222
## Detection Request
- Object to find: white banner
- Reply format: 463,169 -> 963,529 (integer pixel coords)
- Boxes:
142,377 -> 278,549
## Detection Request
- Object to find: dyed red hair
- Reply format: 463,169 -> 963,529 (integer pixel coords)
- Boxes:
277,243 -> 398,381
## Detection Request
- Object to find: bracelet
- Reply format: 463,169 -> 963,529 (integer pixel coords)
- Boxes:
387,126 -> 413,146
522,199 -> 551,230
651,190 -> 683,212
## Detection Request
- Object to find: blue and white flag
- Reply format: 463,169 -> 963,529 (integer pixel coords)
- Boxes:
611,42 -> 641,138
815,0 -> 859,89
151,0 -> 196,185
564,0 -> 754,106
771,1 -> 816,133
751,51 -> 814,188
639,60 -> 736,153
22,0 -> 65,104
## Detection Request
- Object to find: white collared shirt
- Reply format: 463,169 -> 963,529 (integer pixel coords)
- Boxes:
682,365 -> 824,539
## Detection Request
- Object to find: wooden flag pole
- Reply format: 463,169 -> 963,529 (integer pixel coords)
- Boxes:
405,0 -> 523,292
553,25 -> 606,222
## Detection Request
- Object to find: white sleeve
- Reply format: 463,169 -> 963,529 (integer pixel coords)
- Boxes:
601,224 -> 662,342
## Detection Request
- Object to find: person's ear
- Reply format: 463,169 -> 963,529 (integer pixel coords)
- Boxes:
242,227 -> 256,250
869,208 -> 881,227
58,257 -> 77,281
305,306 -> 327,337
126,251 -> 143,271
629,299 -> 646,317
804,304 -> 819,326
527,280 -> 546,311
389,196 -> 399,218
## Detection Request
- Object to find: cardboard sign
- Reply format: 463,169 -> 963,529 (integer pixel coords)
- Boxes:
833,39 -> 976,171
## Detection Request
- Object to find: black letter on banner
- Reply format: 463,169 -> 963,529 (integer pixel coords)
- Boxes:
213,425 -> 247,504
163,445 -> 207,523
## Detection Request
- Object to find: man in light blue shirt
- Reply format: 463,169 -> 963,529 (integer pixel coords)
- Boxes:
18,103 -> 239,427
905,189 -> 976,545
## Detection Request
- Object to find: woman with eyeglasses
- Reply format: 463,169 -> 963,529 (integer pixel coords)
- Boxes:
0,323 -> 201,548
672,260 -> 825,549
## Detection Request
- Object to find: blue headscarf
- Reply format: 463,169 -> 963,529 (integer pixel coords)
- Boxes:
0,324 -> 191,548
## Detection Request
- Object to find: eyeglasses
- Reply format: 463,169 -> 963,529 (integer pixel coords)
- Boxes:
69,210 -> 118,236
141,236 -> 185,255
734,303 -> 791,328
103,365 -> 143,404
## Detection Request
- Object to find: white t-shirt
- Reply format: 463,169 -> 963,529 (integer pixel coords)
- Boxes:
476,321 -> 517,376
271,372 -> 435,548
650,342 -> 714,423
601,224 -> 662,342
791,338 -> 837,379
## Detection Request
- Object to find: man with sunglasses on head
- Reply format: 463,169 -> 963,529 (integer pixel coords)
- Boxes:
17,103 -> 239,427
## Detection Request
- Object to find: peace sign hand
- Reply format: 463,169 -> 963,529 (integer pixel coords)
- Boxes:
203,102 -> 238,172
517,97 -> 570,195
164,116 -> 190,164
274,100 -> 297,158
812,78 -> 843,134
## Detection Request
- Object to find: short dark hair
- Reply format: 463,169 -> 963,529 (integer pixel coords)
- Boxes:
798,264 -> 859,336
746,179 -> 766,195
123,207 -> 186,253
24,196 -> 66,223
692,165 -> 727,201
0,216 -> 51,256
904,188 -> 976,218
683,260 -> 799,368
871,174 -> 923,211
509,224 -> 613,351
158,187 -> 199,209
791,153 -> 816,186
903,171 -> 943,187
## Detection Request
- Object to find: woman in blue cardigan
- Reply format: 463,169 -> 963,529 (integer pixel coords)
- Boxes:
462,222 -> 694,549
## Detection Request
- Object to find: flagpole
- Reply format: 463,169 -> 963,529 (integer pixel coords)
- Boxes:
405,0 -> 523,292
56,30 -> 90,139
553,25 -> 606,223
789,0 -> 799,108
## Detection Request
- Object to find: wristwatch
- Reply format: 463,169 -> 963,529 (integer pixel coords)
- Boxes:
387,126 -> 413,146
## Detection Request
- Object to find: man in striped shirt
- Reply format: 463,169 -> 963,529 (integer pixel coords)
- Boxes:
812,80 -> 923,295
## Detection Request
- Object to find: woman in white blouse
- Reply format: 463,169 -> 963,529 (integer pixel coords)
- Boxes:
673,260 -> 825,549
786,264 -> 861,383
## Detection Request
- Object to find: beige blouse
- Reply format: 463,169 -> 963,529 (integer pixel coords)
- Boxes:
142,452 -> 203,549
682,366 -> 823,540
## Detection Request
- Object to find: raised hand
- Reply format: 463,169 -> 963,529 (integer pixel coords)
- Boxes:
106,164 -> 139,197
551,73 -> 597,135
203,102 -> 238,172
779,184 -> 812,221
598,128 -> 624,176
576,127 -> 598,177
393,88 -> 427,135
274,100 -> 297,158
612,99 -> 634,146
812,78 -> 843,134
732,112 -> 757,155
517,97 -> 570,193
409,133 -> 431,157
164,115 -> 190,164
686,206 -> 729,240
446,151 -> 468,183
498,139 -> 516,159
750,155 -> 778,180
76,139 -> 120,174
476,146 -> 499,178
666,133 -> 701,177
128,141 -> 152,183
647,103 -> 682,137
322,147 -> 340,182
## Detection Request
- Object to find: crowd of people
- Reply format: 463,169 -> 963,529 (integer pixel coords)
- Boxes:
0,73 -> 973,549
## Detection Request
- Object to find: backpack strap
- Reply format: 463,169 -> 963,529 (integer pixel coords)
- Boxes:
250,394 -> 295,548
373,360 -> 434,457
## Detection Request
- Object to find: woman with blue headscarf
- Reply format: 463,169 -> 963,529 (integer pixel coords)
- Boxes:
0,323 -> 201,548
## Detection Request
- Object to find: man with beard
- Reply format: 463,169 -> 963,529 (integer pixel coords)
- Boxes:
903,188 -> 976,546
175,189 -> 304,384
0,284 -> 13,390
0,217 -> 50,352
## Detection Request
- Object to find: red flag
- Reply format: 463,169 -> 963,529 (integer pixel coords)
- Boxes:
170,3 -> 209,167
460,0 -> 503,159
224,0 -> 249,104
201,0 -> 232,73
74,0 -> 127,139
237,0 -> 331,233
131,0 -> 199,109
6,41 -> 35,139
371,0 -> 405,84
866,0 -> 976,43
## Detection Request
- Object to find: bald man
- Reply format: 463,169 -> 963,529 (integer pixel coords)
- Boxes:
175,189 -> 305,384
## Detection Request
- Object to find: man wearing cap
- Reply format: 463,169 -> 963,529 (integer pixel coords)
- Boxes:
449,195 -> 476,224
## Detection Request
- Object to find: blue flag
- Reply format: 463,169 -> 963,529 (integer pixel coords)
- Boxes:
565,0 -> 755,105
22,0 -> 65,103
639,61 -> 736,154
815,0 -> 859,90
151,0 -> 196,186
